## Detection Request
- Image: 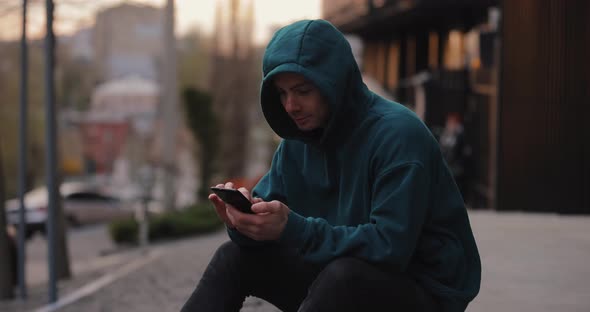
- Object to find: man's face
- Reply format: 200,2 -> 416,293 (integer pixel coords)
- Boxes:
273,72 -> 330,131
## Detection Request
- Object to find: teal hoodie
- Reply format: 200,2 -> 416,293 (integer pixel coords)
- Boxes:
229,19 -> 481,311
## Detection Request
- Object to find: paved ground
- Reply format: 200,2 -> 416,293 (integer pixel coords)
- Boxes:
57,230 -> 280,312
24,225 -> 123,286
0,225 -> 144,312
2,210 -> 590,311
468,211 -> 590,312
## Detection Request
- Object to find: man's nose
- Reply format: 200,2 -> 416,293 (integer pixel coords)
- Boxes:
284,96 -> 300,113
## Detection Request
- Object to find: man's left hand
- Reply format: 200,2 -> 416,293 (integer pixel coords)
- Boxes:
226,198 -> 290,241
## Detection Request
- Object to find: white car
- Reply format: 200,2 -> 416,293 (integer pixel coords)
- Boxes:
5,181 -> 135,239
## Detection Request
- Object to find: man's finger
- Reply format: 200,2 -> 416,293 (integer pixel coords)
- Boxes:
208,194 -> 224,207
251,201 -> 280,214
225,181 -> 234,189
268,200 -> 283,212
228,205 -> 264,226
252,197 -> 263,204
251,202 -> 268,214
209,195 -> 230,219
237,187 -> 251,200
225,206 -> 237,225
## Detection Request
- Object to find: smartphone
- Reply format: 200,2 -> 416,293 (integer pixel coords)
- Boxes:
210,187 -> 253,214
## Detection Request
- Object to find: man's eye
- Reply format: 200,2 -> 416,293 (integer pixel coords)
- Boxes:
297,89 -> 311,96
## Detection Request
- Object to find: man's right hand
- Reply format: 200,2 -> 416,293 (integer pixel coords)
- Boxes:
208,182 -> 261,228
208,183 -> 235,228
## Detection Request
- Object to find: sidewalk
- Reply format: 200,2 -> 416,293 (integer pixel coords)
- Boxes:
468,210 -> 590,312
0,225 -> 147,312
5,210 -> 590,311
57,230 -> 279,312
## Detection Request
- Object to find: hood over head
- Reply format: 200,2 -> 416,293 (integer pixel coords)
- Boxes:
261,19 -> 372,148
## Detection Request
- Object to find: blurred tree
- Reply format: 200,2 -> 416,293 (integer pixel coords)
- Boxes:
209,0 -> 257,180
0,39 -> 92,200
0,137 -> 16,299
55,43 -> 96,111
177,28 -> 211,93
0,41 -> 46,199
182,88 -> 219,202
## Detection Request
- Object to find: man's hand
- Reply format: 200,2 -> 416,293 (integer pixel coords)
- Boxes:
208,182 -> 290,241
208,182 -> 237,228
226,198 -> 289,241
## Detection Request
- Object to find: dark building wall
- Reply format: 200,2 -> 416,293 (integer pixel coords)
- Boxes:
325,0 -> 498,207
498,0 -> 590,213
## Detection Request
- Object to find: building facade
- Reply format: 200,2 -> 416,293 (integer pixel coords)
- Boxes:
93,3 -> 163,81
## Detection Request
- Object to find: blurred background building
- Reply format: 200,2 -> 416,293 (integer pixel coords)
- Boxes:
93,3 -> 163,82
78,74 -> 159,174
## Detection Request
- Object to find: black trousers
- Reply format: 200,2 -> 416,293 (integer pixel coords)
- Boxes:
181,241 -> 439,312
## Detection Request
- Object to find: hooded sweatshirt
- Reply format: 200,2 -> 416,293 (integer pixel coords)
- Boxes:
229,19 -> 481,312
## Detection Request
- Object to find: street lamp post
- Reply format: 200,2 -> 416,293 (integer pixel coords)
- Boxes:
17,0 -> 29,300
43,0 -> 59,303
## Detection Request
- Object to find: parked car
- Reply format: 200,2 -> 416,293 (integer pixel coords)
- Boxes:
4,181 -> 135,238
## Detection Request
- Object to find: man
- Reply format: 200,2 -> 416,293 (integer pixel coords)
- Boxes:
181,19 -> 480,312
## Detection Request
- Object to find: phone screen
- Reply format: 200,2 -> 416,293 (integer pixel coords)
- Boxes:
210,187 -> 254,214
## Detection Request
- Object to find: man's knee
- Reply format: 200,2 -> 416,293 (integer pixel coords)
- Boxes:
311,257 -> 407,294
318,257 -> 368,284
199,241 -> 245,287
210,240 -> 242,266
299,258 -> 370,311
215,240 -> 241,256
302,258 -> 429,311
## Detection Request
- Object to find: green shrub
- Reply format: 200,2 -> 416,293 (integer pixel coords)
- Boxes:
109,218 -> 139,244
109,203 -> 223,245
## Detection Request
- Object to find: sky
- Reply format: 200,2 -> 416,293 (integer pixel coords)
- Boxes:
0,0 -> 322,45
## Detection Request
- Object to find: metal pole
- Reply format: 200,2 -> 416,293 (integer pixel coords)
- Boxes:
43,0 -> 58,303
17,0 -> 29,300
161,0 -> 178,210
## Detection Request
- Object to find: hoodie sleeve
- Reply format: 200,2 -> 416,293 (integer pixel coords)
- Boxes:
279,161 -> 429,270
226,142 -> 288,247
